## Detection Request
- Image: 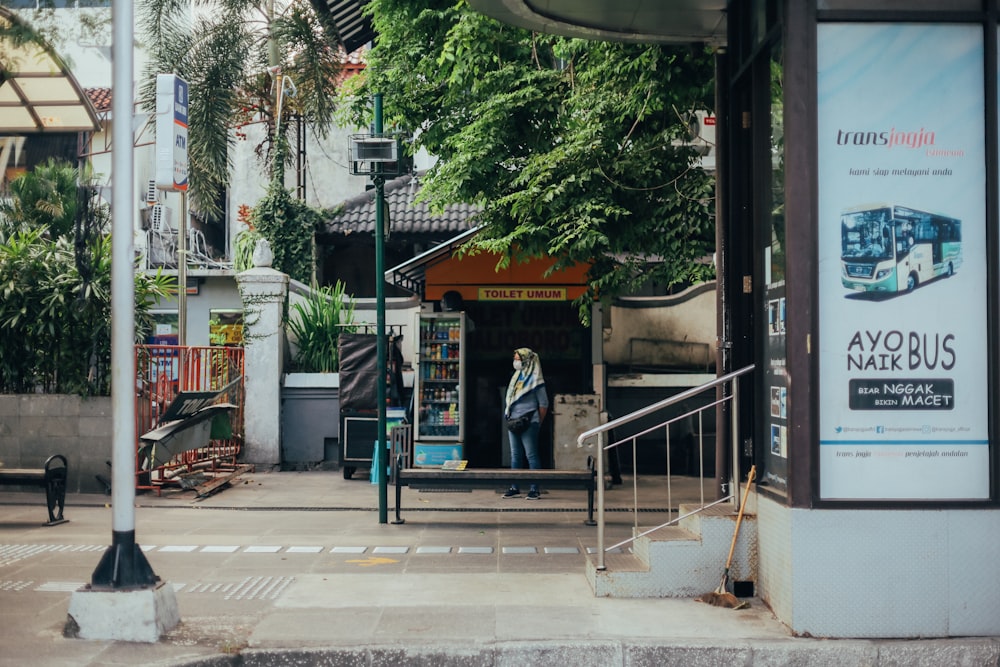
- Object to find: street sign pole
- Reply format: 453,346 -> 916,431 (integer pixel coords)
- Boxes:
374,93 -> 388,524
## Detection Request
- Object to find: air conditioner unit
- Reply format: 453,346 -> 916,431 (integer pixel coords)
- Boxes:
148,203 -> 170,231
672,110 -> 716,168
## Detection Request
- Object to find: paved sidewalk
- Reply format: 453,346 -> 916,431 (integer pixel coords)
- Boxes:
1,469 -> 998,666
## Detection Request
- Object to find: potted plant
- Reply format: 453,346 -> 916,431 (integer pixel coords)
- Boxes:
287,280 -> 356,373
281,281 -> 357,466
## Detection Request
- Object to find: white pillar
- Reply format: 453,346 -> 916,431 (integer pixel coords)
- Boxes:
237,240 -> 287,466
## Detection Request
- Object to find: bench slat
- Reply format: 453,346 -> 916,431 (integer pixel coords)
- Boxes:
0,469 -> 48,481
399,469 -> 592,481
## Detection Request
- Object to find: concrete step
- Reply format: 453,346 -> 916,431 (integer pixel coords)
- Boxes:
587,502 -> 757,598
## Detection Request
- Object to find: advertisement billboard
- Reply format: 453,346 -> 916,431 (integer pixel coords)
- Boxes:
817,24 -> 989,500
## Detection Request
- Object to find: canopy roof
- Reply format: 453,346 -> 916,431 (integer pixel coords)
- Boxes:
0,8 -> 99,134
466,0 -> 727,46
317,0 -> 726,52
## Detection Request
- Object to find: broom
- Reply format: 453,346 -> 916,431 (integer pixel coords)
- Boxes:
698,464 -> 756,609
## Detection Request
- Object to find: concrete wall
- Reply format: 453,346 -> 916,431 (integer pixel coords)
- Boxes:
0,394 -> 112,495
758,495 -> 1000,638
603,282 -> 716,369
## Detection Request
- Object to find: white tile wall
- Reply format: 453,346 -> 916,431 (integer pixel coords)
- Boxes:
757,497 -> 1000,638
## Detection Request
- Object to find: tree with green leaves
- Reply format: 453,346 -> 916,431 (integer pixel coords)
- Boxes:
344,0 -> 716,321
137,0 -> 345,224
248,137 -> 323,284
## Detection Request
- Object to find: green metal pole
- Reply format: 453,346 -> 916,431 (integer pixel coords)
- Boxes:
374,93 -> 388,524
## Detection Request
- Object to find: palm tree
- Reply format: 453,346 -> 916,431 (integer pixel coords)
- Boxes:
0,159 -> 80,241
137,0 -> 345,224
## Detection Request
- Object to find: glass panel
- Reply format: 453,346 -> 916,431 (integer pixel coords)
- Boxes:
149,311 -> 179,345
760,43 -> 788,495
209,310 -> 244,347
752,0 -> 768,47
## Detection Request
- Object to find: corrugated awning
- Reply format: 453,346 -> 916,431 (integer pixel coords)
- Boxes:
384,226 -> 591,303
384,226 -> 481,296
316,0 -> 376,54
0,8 -> 99,133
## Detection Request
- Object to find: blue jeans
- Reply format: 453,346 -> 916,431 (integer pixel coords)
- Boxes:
509,420 -> 541,493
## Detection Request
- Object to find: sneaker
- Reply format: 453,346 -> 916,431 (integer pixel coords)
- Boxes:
502,488 -> 521,499
526,490 -> 541,500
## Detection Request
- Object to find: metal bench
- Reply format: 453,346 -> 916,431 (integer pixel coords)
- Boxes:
0,454 -> 68,526
393,454 -> 597,525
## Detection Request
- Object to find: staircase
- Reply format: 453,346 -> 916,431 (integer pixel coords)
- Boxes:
576,364 -> 758,599
586,501 -> 757,598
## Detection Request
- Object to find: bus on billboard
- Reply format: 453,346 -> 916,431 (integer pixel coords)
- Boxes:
840,204 -> 961,295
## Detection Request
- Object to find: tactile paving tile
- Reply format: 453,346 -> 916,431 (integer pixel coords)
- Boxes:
331,546 -> 367,553
373,546 -> 409,554
502,546 -> 537,554
0,580 -> 34,591
0,544 -> 103,566
222,575 -> 295,600
415,546 -> 452,554
458,546 -> 493,554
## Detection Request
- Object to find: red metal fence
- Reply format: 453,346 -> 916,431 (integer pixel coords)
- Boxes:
134,344 -> 245,492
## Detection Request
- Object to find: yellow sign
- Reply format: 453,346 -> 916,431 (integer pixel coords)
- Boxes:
478,287 -> 566,301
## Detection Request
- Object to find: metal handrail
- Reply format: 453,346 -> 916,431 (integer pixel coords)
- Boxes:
577,364 -> 755,570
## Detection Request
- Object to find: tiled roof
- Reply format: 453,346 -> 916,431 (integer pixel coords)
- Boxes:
335,47 -> 366,86
86,87 -> 111,113
324,171 -> 480,237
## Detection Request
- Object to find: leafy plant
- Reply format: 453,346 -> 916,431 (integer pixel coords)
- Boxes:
0,159 -> 82,240
0,229 -> 174,395
249,164 -> 323,284
286,281 -> 356,373
138,0 -> 345,221
233,228 -> 264,272
0,165 -> 174,395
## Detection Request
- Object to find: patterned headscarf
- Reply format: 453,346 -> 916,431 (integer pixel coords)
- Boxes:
505,347 -> 545,415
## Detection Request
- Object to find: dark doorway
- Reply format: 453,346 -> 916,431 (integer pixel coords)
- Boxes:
459,300 -> 592,467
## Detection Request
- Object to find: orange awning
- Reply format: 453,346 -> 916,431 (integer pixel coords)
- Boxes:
424,251 -> 589,302
385,228 -> 590,302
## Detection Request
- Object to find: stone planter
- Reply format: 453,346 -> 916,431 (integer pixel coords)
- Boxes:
280,373 -> 340,467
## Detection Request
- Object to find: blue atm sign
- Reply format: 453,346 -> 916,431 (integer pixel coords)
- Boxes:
155,74 -> 189,192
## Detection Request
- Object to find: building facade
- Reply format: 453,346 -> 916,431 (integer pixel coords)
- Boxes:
468,0 -> 1000,639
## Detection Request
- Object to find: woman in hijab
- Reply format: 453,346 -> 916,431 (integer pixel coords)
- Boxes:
503,347 -> 548,500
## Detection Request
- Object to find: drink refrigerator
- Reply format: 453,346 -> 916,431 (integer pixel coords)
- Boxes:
413,312 -> 466,466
